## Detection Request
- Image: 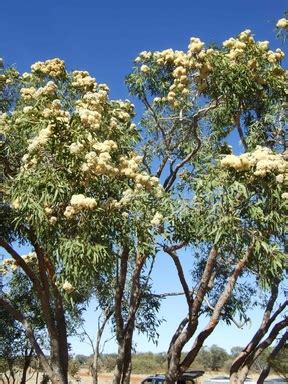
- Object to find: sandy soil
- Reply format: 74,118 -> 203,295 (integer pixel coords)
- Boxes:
74,370 -> 147,384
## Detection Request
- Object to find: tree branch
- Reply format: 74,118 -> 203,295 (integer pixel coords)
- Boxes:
0,239 -> 42,294
180,245 -> 252,372
235,113 -> 248,152
163,246 -> 192,308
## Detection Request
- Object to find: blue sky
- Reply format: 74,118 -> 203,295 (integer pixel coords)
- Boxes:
2,0 -> 286,355
1,0 -> 286,101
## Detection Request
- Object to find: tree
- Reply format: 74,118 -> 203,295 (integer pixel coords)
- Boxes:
209,345 -> 229,372
126,24 -> 287,384
0,59 -> 163,384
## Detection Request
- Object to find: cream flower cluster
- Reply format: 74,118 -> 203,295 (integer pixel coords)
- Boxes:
223,30 -> 284,64
81,139 -> 118,175
118,155 -> 161,190
92,139 -> 118,152
42,100 -> 71,124
78,109 -> 102,129
2,258 -> 17,272
64,194 -> 97,218
31,58 -> 66,77
112,103 -> 133,122
188,37 -> 205,54
20,87 -> 37,100
77,90 -> 108,109
44,206 -> 57,224
75,91 -> 108,130
62,281 -> 74,293
108,188 -> 135,209
140,64 -> 150,73
266,48 -> 285,64
1,252 -> 37,273
0,112 -> 9,133
80,148 -> 162,209
150,212 -> 163,226
220,146 -> 287,178
69,142 -> 84,154
27,125 -> 53,152
82,150 -> 118,176
276,18 -> 288,29
135,29 -> 285,107
223,30 -> 253,53
20,81 -> 58,100
22,252 -> 37,263
35,81 -> 57,97
71,70 -> 96,91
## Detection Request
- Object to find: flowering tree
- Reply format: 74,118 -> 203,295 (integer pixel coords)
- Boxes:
0,58 -> 163,384
126,23 -> 287,384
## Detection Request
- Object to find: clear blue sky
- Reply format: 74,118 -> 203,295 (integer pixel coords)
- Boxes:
2,0 -> 286,356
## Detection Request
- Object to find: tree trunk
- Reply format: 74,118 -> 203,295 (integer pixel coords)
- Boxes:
229,367 -> 250,384
7,360 -> 15,384
257,365 -> 271,384
230,283 -> 284,382
20,347 -> 34,384
113,334 -> 133,384
90,308 -> 113,384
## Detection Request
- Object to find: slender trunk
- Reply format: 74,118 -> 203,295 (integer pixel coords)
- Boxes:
35,367 -> 40,384
113,334 -> 133,384
7,360 -> 15,384
230,368 -> 250,384
4,372 -> 10,384
0,298 -> 67,384
230,318 -> 288,384
20,347 -> 34,384
91,308 -> 113,384
166,246 -> 218,373
257,365 -> 271,384
30,234 -> 69,384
